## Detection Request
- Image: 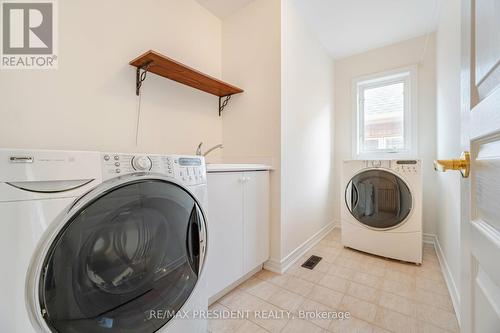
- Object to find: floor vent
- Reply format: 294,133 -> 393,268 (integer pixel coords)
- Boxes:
301,255 -> 322,270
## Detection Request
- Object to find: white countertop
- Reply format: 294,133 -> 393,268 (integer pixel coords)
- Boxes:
206,163 -> 272,173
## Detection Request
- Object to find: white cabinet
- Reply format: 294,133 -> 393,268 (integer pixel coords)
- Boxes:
242,171 -> 269,272
206,171 -> 269,299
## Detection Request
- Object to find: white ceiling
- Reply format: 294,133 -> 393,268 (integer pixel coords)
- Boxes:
196,0 -> 254,19
196,0 -> 440,59
292,0 -> 440,59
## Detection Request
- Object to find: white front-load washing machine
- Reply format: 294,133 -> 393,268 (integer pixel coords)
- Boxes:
341,160 -> 422,264
0,149 -> 209,333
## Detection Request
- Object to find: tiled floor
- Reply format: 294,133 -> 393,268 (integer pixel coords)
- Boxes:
208,228 -> 459,333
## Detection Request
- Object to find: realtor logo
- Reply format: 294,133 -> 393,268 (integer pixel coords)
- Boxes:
1,0 -> 57,69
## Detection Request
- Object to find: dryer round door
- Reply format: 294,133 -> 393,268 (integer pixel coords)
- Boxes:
345,169 -> 412,229
26,174 -> 207,333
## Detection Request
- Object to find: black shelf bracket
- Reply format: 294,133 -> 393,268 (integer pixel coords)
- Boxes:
219,95 -> 232,116
136,61 -> 153,96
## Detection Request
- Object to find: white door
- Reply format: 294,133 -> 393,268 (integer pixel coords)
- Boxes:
460,1 -> 500,332
242,171 -> 270,272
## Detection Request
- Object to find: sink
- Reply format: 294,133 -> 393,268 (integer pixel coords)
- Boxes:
206,163 -> 272,172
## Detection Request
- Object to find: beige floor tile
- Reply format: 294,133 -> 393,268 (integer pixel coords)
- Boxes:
283,276 -> 315,296
346,282 -> 380,303
281,318 -> 324,333
374,307 -> 419,333
319,274 -> 350,293
358,262 -> 387,277
351,271 -> 383,289
329,316 -> 388,333
307,284 -> 344,309
335,256 -> 364,271
378,291 -> 417,317
218,289 -> 255,310
328,264 -> 356,280
287,266 -> 326,284
268,288 -> 304,312
384,260 -> 418,275
416,304 -> 459,332
417,321 -> 454,333
381,278 -> 416,300
210,230 -> 458,333
416,276 -> 449,296
238,277 -> 281,301
235,320 -> 269,333
208,303 -> 246,333
414,288 -> 454,312
315,260 -> 334,274
248,299 -> 290,333
339,295 -> 378,323
416,267 -> 445,283
296,298 -> 336,329
384,269 -> 416,285
255,270 -> 290,287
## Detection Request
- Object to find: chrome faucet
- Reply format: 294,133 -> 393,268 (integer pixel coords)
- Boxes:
196,142 -> 224,157
196,142 -> 203,156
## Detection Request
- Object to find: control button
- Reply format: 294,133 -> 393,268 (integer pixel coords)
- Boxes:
132,156 -> 152,171
114,155 -> 120,161
104,155 -> 110,161
115,169 -> 121,173
115,162 -> 120,167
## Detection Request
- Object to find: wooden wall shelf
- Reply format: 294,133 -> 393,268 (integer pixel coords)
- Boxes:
130,50 -> 243,115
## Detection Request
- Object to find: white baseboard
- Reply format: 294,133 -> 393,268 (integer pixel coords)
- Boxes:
422,233 -> 435,244
422,233 -> 461,326
264,222 -> 335,274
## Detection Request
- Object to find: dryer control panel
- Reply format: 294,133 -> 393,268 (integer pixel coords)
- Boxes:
101,153 -> 206,185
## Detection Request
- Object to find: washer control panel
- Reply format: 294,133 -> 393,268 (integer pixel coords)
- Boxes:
101,153 -> 206,185
362,159 -> 421,176
391,160 -> 420,175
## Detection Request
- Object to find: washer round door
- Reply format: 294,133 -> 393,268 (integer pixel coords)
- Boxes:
27,174 -> 207,333
345,169 -> 412,229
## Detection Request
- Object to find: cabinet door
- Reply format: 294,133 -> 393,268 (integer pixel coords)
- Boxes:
243,171 -> 270,272
206,172 -> 244,298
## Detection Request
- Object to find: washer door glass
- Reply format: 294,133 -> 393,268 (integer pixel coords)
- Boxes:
39,179 -> 205,333
345,170 -> 412,229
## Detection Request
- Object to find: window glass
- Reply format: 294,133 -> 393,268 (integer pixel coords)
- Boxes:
355,68 -> 416,158
362,82 -> 405,152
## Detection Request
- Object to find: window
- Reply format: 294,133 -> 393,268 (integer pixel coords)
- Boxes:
353,67 -> 417,159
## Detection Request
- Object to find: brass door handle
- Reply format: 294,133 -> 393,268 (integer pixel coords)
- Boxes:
434,151 -> 470,178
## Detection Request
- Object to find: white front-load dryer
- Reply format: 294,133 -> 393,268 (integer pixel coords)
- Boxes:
341,160 -> 422,264
0,149 -> 209,333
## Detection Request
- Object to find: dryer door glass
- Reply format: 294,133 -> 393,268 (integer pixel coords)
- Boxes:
345,170 -> 412,229
39,179 -> 206,333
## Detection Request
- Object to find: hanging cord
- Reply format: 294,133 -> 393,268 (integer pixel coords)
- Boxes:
135,63 -> 152,146
419,0 -> 440,64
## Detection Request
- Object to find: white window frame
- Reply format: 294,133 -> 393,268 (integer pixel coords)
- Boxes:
352,65 -> 418,160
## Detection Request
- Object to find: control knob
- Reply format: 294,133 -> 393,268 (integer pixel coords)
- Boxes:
132,156 -> 152,171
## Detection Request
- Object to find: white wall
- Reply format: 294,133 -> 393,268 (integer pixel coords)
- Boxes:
435,0 -> 462,299
333,35 -> 438,234
0,0 -> 223,159
220,0 -> 283,261
281,0 -> 334,258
